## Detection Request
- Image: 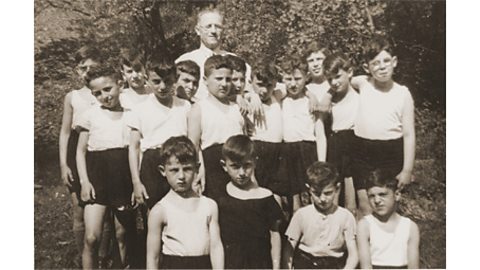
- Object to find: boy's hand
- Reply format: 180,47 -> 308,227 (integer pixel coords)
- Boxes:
133,182 -> 149,206
308,94 -> 321,113
396,170 -> 413,190
236,95 -> 250,116
60,165 -> 74,188
247,93 -> 266,128
80,181 -> 96,202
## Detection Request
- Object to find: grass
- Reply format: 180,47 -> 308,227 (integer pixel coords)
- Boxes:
34,148 -> 446,269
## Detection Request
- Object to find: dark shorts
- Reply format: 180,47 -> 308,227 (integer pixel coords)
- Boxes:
203,144 -> 230,201
351,136 -> 404,191
140,149 -> 170,209
327,129 -> 355,178
86,148 -> 133,207
293,249 -> 346,269
66,129 -> 81,195
160,254 -> 211,269
274,141 -> 317,196
253,141 -> 282,192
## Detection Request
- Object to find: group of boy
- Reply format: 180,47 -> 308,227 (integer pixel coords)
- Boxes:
60,7 -> 420,270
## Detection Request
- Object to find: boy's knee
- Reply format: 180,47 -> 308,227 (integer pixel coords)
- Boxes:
84,233 -> 100,247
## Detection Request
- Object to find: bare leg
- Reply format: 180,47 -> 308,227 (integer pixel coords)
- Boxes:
344,177 -> 357,216
357,189 -> 372,218
114,208 -> 137,268
83,204 -> 107,270
98,209 -> 113,268
71,194 -> 85,257
292,194 -> 301,213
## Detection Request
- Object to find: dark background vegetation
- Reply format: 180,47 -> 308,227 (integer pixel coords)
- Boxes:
34,0 -> 445,268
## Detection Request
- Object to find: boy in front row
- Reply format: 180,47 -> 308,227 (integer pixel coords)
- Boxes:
283,162 -> 358,269
146,136 -> 224,269
356,169 -> 419,269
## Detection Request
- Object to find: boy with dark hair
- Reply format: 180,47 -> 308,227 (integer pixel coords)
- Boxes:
119,48 -> 149,110
175,60 -> 200,102
283,162 -> 358,269
357,169 -> 420,269
146,136 -> 224,269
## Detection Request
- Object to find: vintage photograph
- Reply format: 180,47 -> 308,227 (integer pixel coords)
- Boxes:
34,0 -> 446,269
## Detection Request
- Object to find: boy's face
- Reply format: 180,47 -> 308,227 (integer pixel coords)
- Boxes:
367,186 -> 399,217
222,157 -> 255,188
366,50 -> 397,83
88,76 -> 122,109
196,12 -> 223,50
76,58 -> 99,82
160,156 -> 197,194
148,71 -> 173,101
309,183 -> 339,213
231,70 -> 246,96
205,68 -> 232,101
327,68 -> 352,95
306,51 -> 326,78
252,75 -> 275,102
283,69 -> 307,98
122,64 -> 146,90
176,72 -> 199,100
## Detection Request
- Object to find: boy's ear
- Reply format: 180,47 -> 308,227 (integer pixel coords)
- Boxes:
157,165 -> 166,177
220,159 -> 227,172
392,56 -> 398,68
394,189 -> 401,201
203,75 -> 207,82
362,63 -> 370,74
335,182 -> 341,190
347,67 -> 354,79
196,162 -> 201,171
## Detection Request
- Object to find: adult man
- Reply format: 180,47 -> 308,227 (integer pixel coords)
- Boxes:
176,8 -> 252,102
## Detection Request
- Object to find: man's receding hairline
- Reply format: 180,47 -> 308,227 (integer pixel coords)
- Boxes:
197,9 -> 224,24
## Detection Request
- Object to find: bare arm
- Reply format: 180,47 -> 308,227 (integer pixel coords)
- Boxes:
305,89 -> 320,113
187,103 -> 202,150
356,218 -> 372,269
76,131 -> 95,202
129,129 -> 149,206
146,205 -> 165,269
397,92 -> 416,189
344,238 -> 359,269
282,237 -> 298,270
59,92 -> 73,187
209,201 -> 224,269
314,116 -> 327,162
270,218 -> 283,270
407,221 -> 420,269
350,75 -> 368,91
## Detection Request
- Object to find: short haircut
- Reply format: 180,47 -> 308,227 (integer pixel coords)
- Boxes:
74,45 -> 102,64
304,40 -> 332,60
363,35 -> 394,62
226,54 -> 246,74
306,162 -> 339,191
85,64 -> 122,85
197,8 -> 223,25
146,59 -> 177,86
251,61 -> 278,85
222,135 -> 255,162
322,53 -> 352,79
158,136 -> 198,166
119,48 -> 145,71
204,55 -> 232,77
365,169 -> 399,192
279,55 -> 308,75
176,60 -> 200,80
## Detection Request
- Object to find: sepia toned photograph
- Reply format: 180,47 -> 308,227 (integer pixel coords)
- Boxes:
34,0 -> 446,269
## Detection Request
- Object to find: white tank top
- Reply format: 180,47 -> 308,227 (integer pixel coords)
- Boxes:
77,106 -> 130,151
331,88 -> 359,132
354,82 -> 413,140
160,195 -> 212,256
282,96 -> 316,142
127,95 -> 191,152
119,88 -> 150,111
199,96 -> 244,150
250,96 -> 283,143
365,214 -> 411,267
70,87 -> 97,129
306,81 -> 330,102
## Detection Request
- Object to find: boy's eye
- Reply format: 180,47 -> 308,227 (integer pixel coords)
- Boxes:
103,87 -> 112,92
152,79 -> 162,85
92,91 -> 101,97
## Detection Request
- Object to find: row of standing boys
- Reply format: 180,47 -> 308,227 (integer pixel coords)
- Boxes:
59,33 -> 419,269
